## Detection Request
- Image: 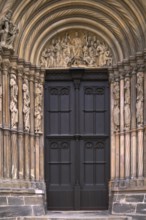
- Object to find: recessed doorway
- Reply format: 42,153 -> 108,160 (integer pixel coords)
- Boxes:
44,69 -> 110,210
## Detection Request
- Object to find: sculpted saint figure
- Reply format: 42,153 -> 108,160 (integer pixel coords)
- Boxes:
136,72 -> 143,127
0,84 -> 2,111
113,81 -> 120,131
10,74 -> 18,129
23,79 -> 30,132
124,77 -> 130,130
35,84 -> 42,133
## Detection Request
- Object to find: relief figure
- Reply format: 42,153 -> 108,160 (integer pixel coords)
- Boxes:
10,74 -> 18,129
124,77 -> 130,130
113,81 -> 120,131
35,84 -> 42,133
136,72 -> 144,127
40,30 -> 113,68
23,79 -> 30,132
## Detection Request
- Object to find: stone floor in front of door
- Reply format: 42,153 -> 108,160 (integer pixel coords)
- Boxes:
0,211 -> 140,220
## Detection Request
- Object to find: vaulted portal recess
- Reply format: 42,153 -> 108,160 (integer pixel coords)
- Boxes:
44,69 -> 110,210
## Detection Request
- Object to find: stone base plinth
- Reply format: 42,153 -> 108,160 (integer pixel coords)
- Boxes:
111,188 -> 146,218
0,180 -> 46,217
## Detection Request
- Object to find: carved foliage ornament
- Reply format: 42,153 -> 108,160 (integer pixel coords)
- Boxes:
0,10 -> 18,50
40,30 -> 113,68
10,73 -> 18,129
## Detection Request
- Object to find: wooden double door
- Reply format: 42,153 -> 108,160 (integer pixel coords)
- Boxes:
44,69 -> 110,210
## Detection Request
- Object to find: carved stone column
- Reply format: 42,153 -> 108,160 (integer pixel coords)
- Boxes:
23,63 -> 31,180
136,53 -> 144,179
144,50 -> 146,177
123,63 -> 131,180
119,62 -> 125,180
34,68 -> 40,181
130,56 -> 137,180
109,67 -> 116,180
0,51 -> 3,178
10,56 -> 18,179
2,51 -> 11,178
18,60 -> 24,179
30,65 -> 35,181
113,66 -> 120,181
39,68 -> 45,181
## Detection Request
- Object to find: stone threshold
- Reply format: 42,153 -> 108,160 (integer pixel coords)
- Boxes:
0,217 -> 131,220
0,211 -> 132,220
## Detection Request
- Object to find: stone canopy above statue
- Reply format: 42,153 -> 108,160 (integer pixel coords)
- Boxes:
40,30 -> 113,68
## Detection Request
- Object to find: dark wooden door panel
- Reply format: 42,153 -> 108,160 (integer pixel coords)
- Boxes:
45,70 -> 110,210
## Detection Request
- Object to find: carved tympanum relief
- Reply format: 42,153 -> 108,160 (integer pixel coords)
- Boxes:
113,81 -> 120,131
0,10 -> 18,50
23,79 -> 30,132
40,30 -> 112,68
10,73 -> 18,129
136,71 -> 144,128
124,77 -> 131,130
35,84 -> 43,133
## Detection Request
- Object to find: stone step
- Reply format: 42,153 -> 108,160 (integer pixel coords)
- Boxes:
0,217 -> 132,220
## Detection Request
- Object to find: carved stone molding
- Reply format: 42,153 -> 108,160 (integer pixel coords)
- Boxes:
40,30 -> 113,68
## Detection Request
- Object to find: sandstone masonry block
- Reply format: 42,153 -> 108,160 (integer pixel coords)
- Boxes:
8,196 -> 24,205
24,196 -> 43,205
0,197 -> 7,205
126,195 -> 144,203
112,203 -> 136,214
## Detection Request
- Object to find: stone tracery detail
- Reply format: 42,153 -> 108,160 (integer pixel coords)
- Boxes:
40,30 -> 112,68
23,78 -> 30,132
113,81 -> 120,131
0,10 -> 19,50
10,72 -> 18,129
124,76 -> 131,130
136,71 -> 144,128
35,83 -> 43,133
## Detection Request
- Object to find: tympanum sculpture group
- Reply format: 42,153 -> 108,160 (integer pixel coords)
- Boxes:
40,31 -> 112,68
